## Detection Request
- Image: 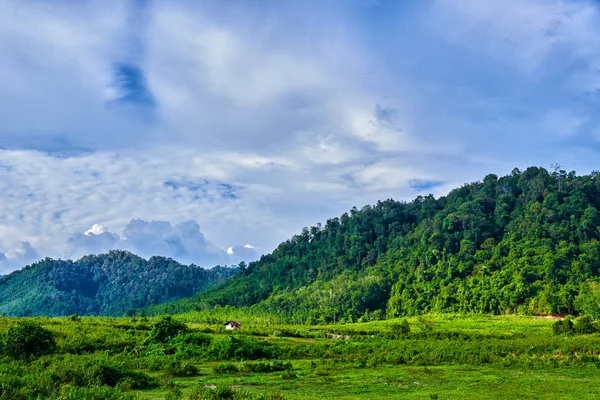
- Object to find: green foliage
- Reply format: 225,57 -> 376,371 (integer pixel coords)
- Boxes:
165,361 -> 199,377
145,316 -> 189,344
151,167 -> 600,322
552,318 -> 574,336
213,362 -> 241,374
386,319 -> 411,338
2,321 -> 56,359
0,251 -> 237,317
280,369 -> 297,380
213,360 -> 293,374
206,336 -> 274,361
68,314 -> 81,322
574,281 -> 600,319
573,316 -> 598,334
46,354 -> 156,389
188,387 -> 286,400
2,315 -> 600,399
55,385 -> 138,400
416,316 -> 435,333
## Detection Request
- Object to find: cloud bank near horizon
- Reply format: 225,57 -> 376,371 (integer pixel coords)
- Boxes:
0,217 -> 260,274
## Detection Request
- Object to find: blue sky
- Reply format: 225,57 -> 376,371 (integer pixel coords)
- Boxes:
1,0 -> 600,272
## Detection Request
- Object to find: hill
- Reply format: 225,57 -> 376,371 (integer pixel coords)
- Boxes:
0,250 -> 237,316
150,166 -> 600,323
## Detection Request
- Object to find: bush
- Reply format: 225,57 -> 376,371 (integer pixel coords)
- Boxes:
416,316 -> 435,333
172,332 -> 212,358
552,318 -> 574,336
280,370 -> 297,380
46,355 -> 156,389
387,319 -> 411,338
207,336 -> 274,361
145,316 -> 189,344
55,385 -> 137,400
240,361 -> 293,373
573,316 -> 597,334
166,361 -> 199,377
188,386 -> 286,400
68,314 -> 81,322
213,362 -> 240,374
165,386 -> 183,400
2,321 -> 56,360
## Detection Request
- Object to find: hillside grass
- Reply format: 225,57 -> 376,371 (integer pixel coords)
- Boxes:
1,314 -> 600,399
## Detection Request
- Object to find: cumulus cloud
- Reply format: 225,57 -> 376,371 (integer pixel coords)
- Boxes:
227,244 -> 261,265
0,242 -> 40,274
64,219 -> 260,269
121,219 -> 227,266
68,225 -> 121,257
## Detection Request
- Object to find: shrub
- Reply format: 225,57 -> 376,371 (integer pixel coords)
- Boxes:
55,385 -> 137,400
416,316 -> 435,333
2,321 -> 56,360
213,362 -> 240,374
68,314 -> 81,322
387,319 -> 411,338
188,386 -> 286,400
173,332 -> 212,358
280,370 -> 297,380
145,316 -> 189,344
573,316 -> 597,334
207,336 -> 274,361
239,361 -> 293,373
166,361 -> 199,377
553,318 -> 574,336
46,355 -> 156,389
164,386 -> 183,400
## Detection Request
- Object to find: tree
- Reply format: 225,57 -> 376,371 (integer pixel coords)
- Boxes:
145,316 -> 189,344
2,321 -> 56,359
574,281 -> 600,319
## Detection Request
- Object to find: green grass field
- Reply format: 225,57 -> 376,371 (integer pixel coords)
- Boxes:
2,314 -> 600,399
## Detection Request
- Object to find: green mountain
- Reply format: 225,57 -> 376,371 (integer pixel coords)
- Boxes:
0,251 -> 237,316
151,166 -> 600,323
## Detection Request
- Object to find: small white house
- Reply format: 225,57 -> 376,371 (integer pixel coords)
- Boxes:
225,321 -> 241,330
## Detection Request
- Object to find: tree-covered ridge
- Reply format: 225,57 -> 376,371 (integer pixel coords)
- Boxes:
0,250 -> 237,316
155,167 -> 600,323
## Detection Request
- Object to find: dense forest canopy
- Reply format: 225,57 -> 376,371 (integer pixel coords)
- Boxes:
0,251 -> 237,316
152,166 -> 600,323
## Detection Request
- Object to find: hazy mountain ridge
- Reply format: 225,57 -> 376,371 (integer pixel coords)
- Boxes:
0,251 -> 237,316
149,166 -> 600,322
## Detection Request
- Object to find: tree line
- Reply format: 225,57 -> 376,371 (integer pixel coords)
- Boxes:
153,166 -> 600,323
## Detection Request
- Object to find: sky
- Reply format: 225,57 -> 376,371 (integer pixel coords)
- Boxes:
1,0 -> 600,273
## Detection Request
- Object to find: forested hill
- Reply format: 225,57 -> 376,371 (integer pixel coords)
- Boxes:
151,167 -> 600,323
0,251 -> 237,316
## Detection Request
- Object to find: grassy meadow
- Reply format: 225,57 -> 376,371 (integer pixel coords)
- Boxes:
1,314 -> 600,399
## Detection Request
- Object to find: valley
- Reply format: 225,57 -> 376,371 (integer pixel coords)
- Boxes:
1,314 -> 599,399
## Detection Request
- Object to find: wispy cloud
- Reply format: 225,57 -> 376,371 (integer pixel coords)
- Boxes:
1,0 -> 600,272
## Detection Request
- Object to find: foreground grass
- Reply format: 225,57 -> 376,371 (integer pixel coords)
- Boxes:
2,314 -> 600,399
137,364 -> 600,399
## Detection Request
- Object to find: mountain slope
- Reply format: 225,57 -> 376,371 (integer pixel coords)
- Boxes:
150,166 -> 600,322
0,250 -> 237,316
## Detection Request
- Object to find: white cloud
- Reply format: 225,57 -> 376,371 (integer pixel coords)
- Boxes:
227,244 -> 260,265
0,147 -> 468,273
66,219 -> 260,268
68,228 -> 121,258
1,0 -> 600,275
85,224 -> 109,236
0,242 -> 40,274
122,219 -> 227,266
